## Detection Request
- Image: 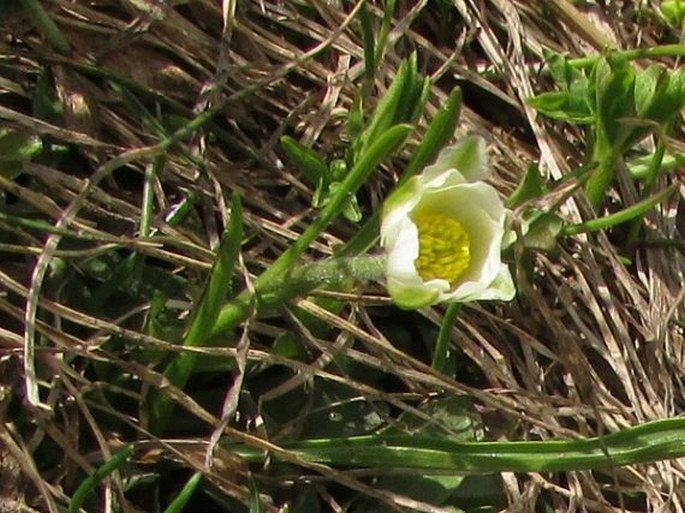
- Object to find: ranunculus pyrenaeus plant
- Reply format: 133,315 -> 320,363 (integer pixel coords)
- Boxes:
380,136 -> 515,309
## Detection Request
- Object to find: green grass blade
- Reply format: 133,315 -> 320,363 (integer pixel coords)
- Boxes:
68,445 -> 133,513
248,474 -> 262,513
355,59 -> 413,158
188,191 -> 244,341
374,0 -> 397,66
359,2 -> 376,84
230,418 -> 685,473
20,0 -> 71,55
432,303 -> 461,373
151,192 -> 243,432
163,472 -> 202,513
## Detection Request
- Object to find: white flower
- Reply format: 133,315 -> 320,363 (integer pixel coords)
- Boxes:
380,136 -> 515,309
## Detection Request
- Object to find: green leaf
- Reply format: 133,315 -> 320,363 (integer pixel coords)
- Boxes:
527,91 -> 594,123
627,151 -> 683,180
661,0 -> 685,25
0,129 -> 43,162
20,0 -> 71,55
0,161 -> 23,181
229,417 -> 685,474
407,75 -> 431,125
507,163 -> 546,208
324,181 -> 363,222
152,192 -> 243,433
354,56 -> 417,159
593,55 -> 637,153
280,135 -> 328,186
403,87 -> 462,180
640,65 -> 685,124
432,303 -> 461,373
328,158 -> 347,182
395,53 -> 421,122
272,332 -> 306,360
585,153 -> 619,210
186,193 -> 243,342
546,50 -> 587,89
359,2 -> 376,83
528,51 -> 593,123
634,64 -> 669,118
69,446 -> 133,513
248,475 -> 262,513
374,0 -> 396,66
33,69 -> 63,125
0,129 -> 43,180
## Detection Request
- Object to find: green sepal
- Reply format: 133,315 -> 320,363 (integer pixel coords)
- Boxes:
390,284 -> 441,310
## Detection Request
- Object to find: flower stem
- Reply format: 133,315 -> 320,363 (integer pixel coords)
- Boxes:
293,254 -> 386,285
568,45 -> 685,70
209,255 -> 386,340
585,152 -> 618,210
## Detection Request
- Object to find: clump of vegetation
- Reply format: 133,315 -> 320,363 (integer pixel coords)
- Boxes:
1,1 -> 684,512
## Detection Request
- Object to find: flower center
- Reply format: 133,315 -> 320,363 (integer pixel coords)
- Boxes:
414,213 -> 471,283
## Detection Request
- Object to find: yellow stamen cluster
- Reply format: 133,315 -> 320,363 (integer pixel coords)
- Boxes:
414,213 -> 471,283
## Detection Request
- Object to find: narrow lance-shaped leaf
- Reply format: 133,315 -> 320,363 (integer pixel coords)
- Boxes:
280,135 -> 328,186
354,56 -> 415,159
374,0 -> 396,66
403,87 -> 462,180
227,417 -> 685,474
185,192 -> 243,344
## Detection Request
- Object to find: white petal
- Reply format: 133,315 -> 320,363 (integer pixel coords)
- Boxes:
412,182 -> 505,284
446,264 -> 515,302
384,217 -> 450,308
422,136 -> 489,183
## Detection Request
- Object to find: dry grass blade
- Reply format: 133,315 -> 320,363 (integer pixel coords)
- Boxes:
1,0 -> 685,511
